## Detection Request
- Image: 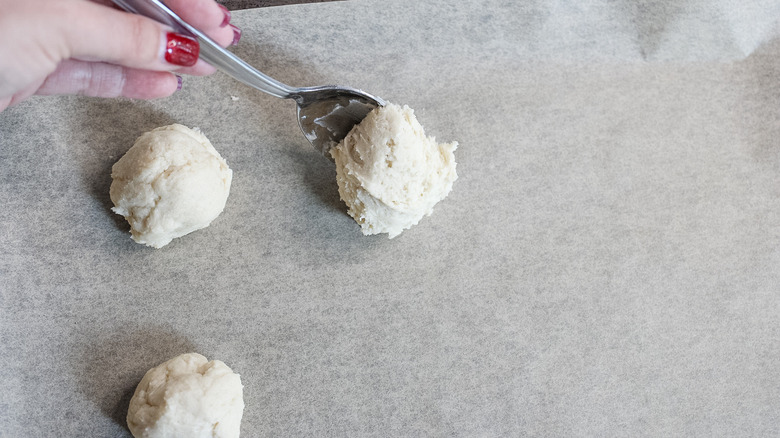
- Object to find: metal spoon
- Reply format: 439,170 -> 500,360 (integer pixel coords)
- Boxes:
112,0 -> 385,158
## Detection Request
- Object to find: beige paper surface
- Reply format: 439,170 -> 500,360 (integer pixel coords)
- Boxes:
2,1 -> 780,435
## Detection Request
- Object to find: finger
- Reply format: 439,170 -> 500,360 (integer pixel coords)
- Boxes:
56,1 -> 234,72
163,0 -> 232,32
89,0 -> 236,47
163,0 -> 237,48
54,2 -> 192,70
176,59 -> 217,76
35,60 -> 180,100
89,0 -> 123,10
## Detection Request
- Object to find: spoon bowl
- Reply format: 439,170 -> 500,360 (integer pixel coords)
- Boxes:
292,86 -> 385,156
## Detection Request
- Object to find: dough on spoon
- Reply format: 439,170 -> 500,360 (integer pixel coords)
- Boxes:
126,353 -> 244,438
330,103 -> 457,238
110,124 -> 232,248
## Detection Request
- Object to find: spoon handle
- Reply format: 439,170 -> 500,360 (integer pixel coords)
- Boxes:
112,0 -> 294,99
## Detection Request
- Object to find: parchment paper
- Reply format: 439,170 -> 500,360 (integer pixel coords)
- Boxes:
2,0 -> 780,436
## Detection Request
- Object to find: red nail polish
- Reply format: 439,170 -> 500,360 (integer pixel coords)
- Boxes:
229,24 -> 242,46
219,4 -> 231,28
165,32 -> 199,67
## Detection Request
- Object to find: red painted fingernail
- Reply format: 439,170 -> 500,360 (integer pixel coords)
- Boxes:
229,24 -> 242,46
165,32 -> 199,67
175,74 -> 183,91
218,5 -> 231,28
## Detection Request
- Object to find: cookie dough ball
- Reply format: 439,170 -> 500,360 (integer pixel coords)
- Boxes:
110,124 -> 232,248
127,353 -> 244,438
330,103 -> 457,238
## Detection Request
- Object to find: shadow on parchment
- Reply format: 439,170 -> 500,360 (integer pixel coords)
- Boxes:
743,39 -> 780,171
285,147 -> 344,213
72,326 -> 196,431
206,36 -> 378,251
228,37 -> 373,227
227,35 -> 336,108
226,37 -> 395,254
64,99 -> 177,234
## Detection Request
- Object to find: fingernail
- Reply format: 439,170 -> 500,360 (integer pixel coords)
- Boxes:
175,74 -> 183,91
229,24 -> 242,46
165,32 -> 199,67
218,5 -> 231,28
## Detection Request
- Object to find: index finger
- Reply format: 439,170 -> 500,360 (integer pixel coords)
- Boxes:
164,0 -> 231,32
92,0 -> 234,46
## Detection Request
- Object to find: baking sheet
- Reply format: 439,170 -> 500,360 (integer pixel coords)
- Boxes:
2,0 -> 780,436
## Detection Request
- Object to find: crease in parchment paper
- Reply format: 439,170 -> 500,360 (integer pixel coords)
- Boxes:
420,0 -> 780,62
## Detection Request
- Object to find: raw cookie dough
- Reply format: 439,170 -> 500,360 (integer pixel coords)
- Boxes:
110,124 -> 232,248
127,353 -> 244,438
330,103 -> 457,238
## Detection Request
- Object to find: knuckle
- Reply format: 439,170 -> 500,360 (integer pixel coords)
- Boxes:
85,63 -> 124,98
127,16 -> 161,64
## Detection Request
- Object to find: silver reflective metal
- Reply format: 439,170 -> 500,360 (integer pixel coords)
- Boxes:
112,0 -> 385,158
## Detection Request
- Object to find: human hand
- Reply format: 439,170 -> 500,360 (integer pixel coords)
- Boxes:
0,0 -> 241,112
